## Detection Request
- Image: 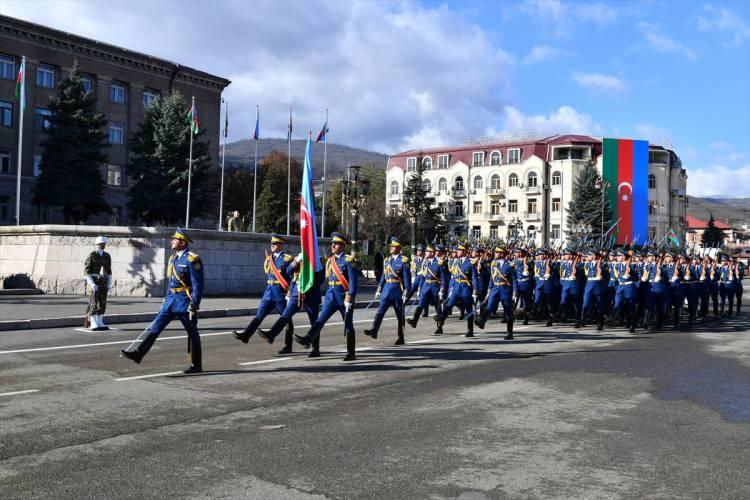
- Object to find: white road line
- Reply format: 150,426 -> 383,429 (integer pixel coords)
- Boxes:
73,327 -> 120,333
407,339 -> 436,344
239,357 -> 293,366
0,389 -> 40,397
115,371 -> 183,381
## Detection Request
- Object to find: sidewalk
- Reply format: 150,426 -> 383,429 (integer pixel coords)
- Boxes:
0,285 -> 379,331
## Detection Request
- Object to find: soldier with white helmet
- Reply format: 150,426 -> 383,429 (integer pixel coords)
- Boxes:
84,235 -> 113,331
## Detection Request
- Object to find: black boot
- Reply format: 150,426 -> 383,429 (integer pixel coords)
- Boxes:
364,313 -> 383,339
597,312 -> 604,331
504,320 -> 514,340
258,317 -> 286,344
407,307 -> 423,328
434,309 -> 445,335
185,336 -> 202,373
523,307 -> 529,326
343,332 -> 356,361
475,309 -> 488,330
233,317 -> 261,343
545,312 -> 553,327
308,335 -> 321,357
394,317 -> 405,345
465,317 -> 474,338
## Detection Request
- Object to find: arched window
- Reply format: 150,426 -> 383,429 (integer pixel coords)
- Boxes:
422,179 -> 432,192
527,172 -> 538,187
390,181 -> 399,195
491,174 -> 501,189
552,171 -> 562,186
454,176 -> 464,190
648,174 -> 656,189
508,173 -> 518,187
473,175 -> 483,190
438,177 -> 448,192
422,157 -> 432,170
490,151 -> 501,165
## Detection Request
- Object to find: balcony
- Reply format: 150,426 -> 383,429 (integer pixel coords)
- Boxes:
484,212 -> 505,222
389,192 -> 401,201
524,211 -> 541,221
525,185 -> 541,194
445,213 -> 465,222
451,188 -> 466,198
487,187 -> 505,196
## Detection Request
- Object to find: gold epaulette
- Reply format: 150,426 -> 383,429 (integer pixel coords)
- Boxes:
187,252 -> 201,262
283,253 -> 294,262
345,255 -> 355,263
401,255 -> 410,264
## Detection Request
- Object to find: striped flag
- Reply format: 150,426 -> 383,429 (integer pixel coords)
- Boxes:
602,138 -> 648,245
299,132 -> 321,293
666,228 -> 680,247
14,57 -> 25,111
253,105 -> 259,141
315,118 -> 328,143
187,101 -> 199,135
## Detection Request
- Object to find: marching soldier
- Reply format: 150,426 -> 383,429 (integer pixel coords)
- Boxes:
121,228 -> 204,374
407,245 -> 447,328
555,248 -> 582,328
733,254 -> 744,315
233,235 -> 294,350
610,249 -> 638,333
681,254 -> 699,326
718,254 -> 735,316
580,249 -> 605,331
365,237 -> 411,345
295,232 -> 358,361
663,252 -> 683,328
475,245 -> 516,339
434,242 -> 478,337
532,249 -> 555,327
512,248 -> 534,325
643,249 -> 667,330
84,235 -> 113,331
402,243 -> 425,306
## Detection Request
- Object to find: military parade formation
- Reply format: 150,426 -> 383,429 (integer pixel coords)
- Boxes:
112,228 -> 746,374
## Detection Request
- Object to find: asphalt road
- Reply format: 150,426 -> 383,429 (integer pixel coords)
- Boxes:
1,308 -> 749,499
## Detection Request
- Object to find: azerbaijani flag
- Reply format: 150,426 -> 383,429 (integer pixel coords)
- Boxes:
299,132 -> 321,294
602,138 -> 648,245
666,228 -> 680,247
253,105 -> 260,140
15,56 -> 25,111
187,101 -> 199,135
315,118 -> 328,143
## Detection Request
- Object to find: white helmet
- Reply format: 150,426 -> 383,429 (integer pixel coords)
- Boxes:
95,236 -> 108,245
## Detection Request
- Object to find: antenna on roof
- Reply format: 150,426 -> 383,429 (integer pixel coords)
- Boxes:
663,136 -> 674,150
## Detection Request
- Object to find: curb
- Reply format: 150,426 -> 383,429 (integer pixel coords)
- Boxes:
0,299 -> 379,332
0,289 -> 45,296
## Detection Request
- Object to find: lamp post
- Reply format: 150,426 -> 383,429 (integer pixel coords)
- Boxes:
342,165 -> 370,256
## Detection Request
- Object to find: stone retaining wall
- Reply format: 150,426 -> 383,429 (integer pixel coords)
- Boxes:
0,225 -> 327,297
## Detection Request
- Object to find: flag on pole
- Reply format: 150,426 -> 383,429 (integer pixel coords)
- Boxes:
602,138 -> 648,245
287,107 -> 293,142
666,228 -> 680,247
253,105 -> 260,140
315,118 -> 328,143
14,57 -> 25,111
299,132 -> 321,293
187,101 -> 199,135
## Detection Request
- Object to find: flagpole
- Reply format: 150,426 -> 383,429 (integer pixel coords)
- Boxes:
15,56 -> 25,226
320,108 -> 328,237
186,96 -> 195,229
287,106 -> 292,236
218,99 -> 226,230
252,105 -> 259,233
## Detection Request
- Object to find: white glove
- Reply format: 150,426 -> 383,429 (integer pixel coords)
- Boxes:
92,284 -> 99,292
439,291 -> 444,300
107,275 -> 113,290
344,301 -> 352,313
375,291 -> 381,299
295,253 -> 303,263
472,292 -> 478,301
285,295 -> 291,303
402,293 -> 408,303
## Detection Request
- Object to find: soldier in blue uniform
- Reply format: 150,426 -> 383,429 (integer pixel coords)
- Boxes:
233,235 -> 295,347
707,255 -> 721,319
554,248 -> 582,328
121,228 -> 204,374
642,250 -> 667,330
680,254 -> 699,326
732,254 -> 744,315
407,245 -> 447,328
696,255 -> 710,321
258,254 -> 325,357
580,249 -> 605,330
475,246 -> 516,339
402,243 -> 425,307
472,245 -> 491,304
295,232 -> 358,360
532,249 -> 556,327
662,252 -> 683,328
365,237 -> 411,345
718,254 -> 735,316
434,242 -> 478,337
512,248 -> 534,325
610,249 -> 638,333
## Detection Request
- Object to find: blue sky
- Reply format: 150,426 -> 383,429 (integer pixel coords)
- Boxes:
3,0 -> 749,196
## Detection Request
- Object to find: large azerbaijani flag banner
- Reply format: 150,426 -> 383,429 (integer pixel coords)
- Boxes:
602,138 -> 649,245
299,133 -> 322,294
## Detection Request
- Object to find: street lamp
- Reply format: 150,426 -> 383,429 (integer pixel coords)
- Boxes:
342,165 -> 369,256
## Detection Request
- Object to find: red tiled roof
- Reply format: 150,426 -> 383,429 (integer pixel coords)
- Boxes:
686,215 -> 731,229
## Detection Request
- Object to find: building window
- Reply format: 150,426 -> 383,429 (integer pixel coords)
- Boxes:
142,88 -> 158,107
422,179 -> 431,192
406,157 -> 417,172
35,108 -> 52,131
0,198 -> 8,220
422,157 -> 432,170
473,201 -> 482,214
473,175 -> 483,190
489,226 -> 498,239
552,171 -> 561,186
551,224 -> 561,240
490,151 -> 501,165
508,148 -> 521,164
472,226 -> 481,238
390,204 -> 399,214
107,164 -> 122,186
36,64 -> 55,88
528,225 -> 537,239
0,149 -> 10,174
0,101 -> 12,127
109,122 -> 124,145
80,74 -> 94,94
490,201 -> 501,215
648,174 -> 656,189
527,198 -> 537,214
455,202 -> 464,217
648,203 -> 656,215
508,199 -> 518,213
553,147 -> 586,160
648,226 -> 656,241
110,81 -> 125,103
453,176 -> 464,192
438,178 -> 447,192
472,152 -> 484,166
508,173 -> 518,187
437,155 -> 449,169
110,206 -> 122,225
0,54 -> 14,80
390,180 -> 399,195
527,172 -> 538,187
438,202 -> 447,215
33,154 -> 42,177
552,198 -> 560,212
490,174 -> 501,189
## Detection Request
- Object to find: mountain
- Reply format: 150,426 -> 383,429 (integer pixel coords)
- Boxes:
223,138 -> 389,180
687,197 -> 750,227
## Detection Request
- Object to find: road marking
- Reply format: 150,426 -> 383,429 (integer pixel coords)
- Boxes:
115,371 -> 183,381
73,327 -> 120,333
239,357 -> 293,366
407,339 -> 436,344
0,389 -> 40,397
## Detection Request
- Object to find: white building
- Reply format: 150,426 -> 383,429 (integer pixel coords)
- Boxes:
385,134 -> 688,245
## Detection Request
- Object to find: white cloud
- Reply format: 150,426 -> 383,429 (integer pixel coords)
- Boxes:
697,4 -> 750,46
571,72 -> 626,92
687,163 -> 750,197
4,1 -> 515,154
522,45 -> 566,65
634,123 -> 671,145
500,105 -> 602,136
636,22 -> 697,60
520,0 -> 617,38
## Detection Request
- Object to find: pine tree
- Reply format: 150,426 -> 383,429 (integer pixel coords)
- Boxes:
701,213 -> 725,248
401,156 -> 439,245
127,90 -> 213,225
566,161 -> 613,244
33,63 -> 109,223
255,150 -> 302,234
